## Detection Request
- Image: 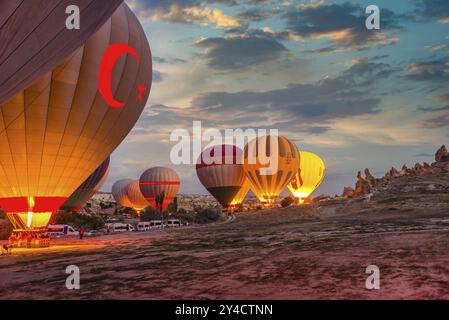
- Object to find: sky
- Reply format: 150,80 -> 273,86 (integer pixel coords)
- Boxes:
103,0 -> 449,196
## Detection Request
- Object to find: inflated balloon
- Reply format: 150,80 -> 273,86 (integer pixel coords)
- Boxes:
230,180 -> 251,208
0,3 -> 152,232
112,179 -> 134,208
126,180 -> 149,213
243,135 -> 300,206
61,156 -> 110,212
139,167 -> 180,211
196,145 -> 246,208
0,0 -> 124,105
288,151 -> 325,204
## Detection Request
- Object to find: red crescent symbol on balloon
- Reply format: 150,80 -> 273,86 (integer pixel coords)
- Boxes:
98,44 -> 146,108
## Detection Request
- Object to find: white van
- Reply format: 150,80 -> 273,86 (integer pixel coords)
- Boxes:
106,223 -> 134,233
137,222 -> 150,231
149,220 -> 164,229
166,219 -> 182,228
48,225 -> 78,236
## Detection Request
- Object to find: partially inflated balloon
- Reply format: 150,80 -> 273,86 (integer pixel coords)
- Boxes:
112,179 -> 134,208
126,180 -> 149,212
288,151 -> 325,203
196,145 -> 246,208
60,156 -> 110,212
243,135 -> 300,206
0,3 -> 152,231
139,167 -> 180,211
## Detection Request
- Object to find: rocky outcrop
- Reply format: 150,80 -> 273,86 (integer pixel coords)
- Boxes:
340,145 -> 449,199
355,171 -> 372,196
342,187 -> 355,198
435,145 -> 449,163
364,168 -> 377,188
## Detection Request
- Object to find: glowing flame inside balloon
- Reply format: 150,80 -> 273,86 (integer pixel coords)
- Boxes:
98,43 -> 147,108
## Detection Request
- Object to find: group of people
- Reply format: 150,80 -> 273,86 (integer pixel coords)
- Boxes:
7,232 -> 51,249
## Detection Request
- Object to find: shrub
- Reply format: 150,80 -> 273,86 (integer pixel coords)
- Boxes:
195,208 -> 221,224
55,211 -> 105,230
281,196 -> 295,208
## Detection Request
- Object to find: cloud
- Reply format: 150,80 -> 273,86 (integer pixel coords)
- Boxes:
194,35 -> 288,70
126,0 -> 241,28
411,0 -> 449,23
404,58 -> 449,82
283,2 -> 401,53
188,58 -> 394,126
153,70 -> 164,83
414,153 -> 433,157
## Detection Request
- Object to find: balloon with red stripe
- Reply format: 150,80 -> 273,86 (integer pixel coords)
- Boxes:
139,167 -> 180,211
196,144 -> 246,208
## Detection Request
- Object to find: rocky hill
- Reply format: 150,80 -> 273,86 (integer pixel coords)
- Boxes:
341,145 -> 449,199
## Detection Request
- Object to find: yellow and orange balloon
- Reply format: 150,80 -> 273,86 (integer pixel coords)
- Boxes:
287,151 -> 325,203
243,135 -> 300,206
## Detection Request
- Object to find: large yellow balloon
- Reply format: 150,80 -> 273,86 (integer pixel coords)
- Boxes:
243,135 -> 300,206
0,3 -> 152,231
287,151 -> 325,203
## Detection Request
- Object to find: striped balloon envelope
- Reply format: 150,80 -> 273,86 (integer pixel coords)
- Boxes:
196,145 -> 246,208
139,167 -> 180,211
288,151 -> 325,204
243,135 -> 300,206
60,156 -> 110,212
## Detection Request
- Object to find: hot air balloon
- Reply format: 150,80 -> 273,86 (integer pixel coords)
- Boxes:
0,3 -> 152,233
230,180 -> 251,208
126,180 -> 149,213
196,145 -> 246,209
60,156 -> 110,212
287,151 -> 325,204
243,135 -> 300,206
0,0 -> 124,106
112,179 -> 134,208
139,167 -> 180,211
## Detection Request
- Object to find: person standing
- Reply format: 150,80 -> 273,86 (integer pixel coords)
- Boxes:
79,229 -> 85,240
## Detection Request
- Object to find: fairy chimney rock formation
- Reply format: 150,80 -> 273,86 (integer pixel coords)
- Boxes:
435,145 -> 449,162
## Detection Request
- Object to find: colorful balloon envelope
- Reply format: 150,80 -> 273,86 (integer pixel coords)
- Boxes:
60,156 -> 110,212
0,3 -> 152,232
126,180 -> 149,213
243,135 -> 300,206
139,167 -> 180,211
112,179 -> 134,209
288,151 -> 325,204
0,0 -> 123,105
196,145 -> 246,208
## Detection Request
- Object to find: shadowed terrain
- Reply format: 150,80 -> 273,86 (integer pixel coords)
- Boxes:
1,170 -> 449,299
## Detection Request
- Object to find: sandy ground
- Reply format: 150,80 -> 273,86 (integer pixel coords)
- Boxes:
1,190 -> 449,300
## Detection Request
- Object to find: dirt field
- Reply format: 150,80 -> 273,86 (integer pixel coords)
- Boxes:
1,190 -> 449,300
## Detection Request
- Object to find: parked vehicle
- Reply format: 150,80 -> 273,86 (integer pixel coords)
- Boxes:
47,225 -> 78,236
165,219 -> 182,228
149,220 -> 164,229
137,222 -> 150,231
105,223 -> 134,233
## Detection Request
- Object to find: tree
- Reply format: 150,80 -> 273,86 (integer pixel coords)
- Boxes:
140,206 -> 163,222
281,196 -> 295,208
